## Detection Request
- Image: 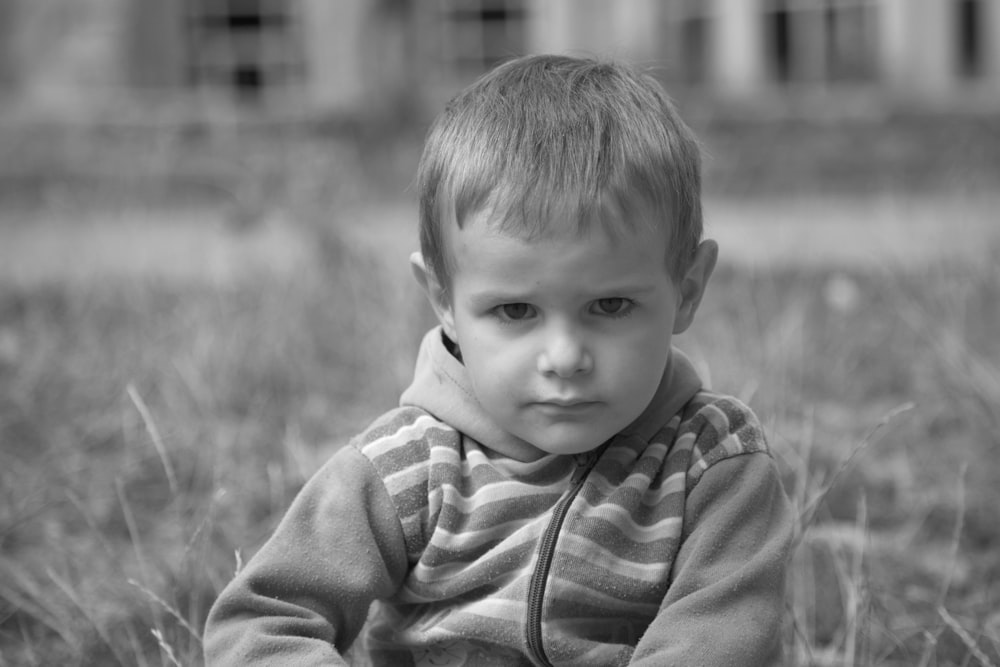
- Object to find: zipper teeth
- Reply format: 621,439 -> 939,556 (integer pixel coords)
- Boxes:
525,451 -> 601,666
525,505 -> 566,663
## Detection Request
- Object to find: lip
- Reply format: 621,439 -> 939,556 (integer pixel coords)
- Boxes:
532,399 -> 599,412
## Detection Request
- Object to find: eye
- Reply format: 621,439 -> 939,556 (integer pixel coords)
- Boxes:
591,298 -> 633,318
495,303 -> 535,321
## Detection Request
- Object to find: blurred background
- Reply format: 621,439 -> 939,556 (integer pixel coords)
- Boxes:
1,1 -> 999,666
1,0 -> 999,275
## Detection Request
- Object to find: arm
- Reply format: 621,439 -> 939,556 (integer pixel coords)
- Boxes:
203,446 -> 409,666
630,453 -> 795,667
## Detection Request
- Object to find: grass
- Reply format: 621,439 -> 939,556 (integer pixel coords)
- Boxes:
683,263 -> 1000,665
2,127 -> 1000,665
0,233 -> 430,666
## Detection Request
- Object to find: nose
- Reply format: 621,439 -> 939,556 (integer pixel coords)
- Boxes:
537,325 -> 593,378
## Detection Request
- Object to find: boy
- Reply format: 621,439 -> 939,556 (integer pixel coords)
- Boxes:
205,55 -> 794,666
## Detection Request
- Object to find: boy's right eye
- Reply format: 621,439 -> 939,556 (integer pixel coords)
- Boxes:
495,303 -> 535,322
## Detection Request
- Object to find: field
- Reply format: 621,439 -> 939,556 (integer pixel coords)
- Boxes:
1,117 -> 999,665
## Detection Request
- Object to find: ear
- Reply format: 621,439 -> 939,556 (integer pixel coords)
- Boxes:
672,239 -> 718,335
410,252 -> 457,340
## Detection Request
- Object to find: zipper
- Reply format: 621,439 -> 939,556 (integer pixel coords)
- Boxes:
525,446 -> 606,667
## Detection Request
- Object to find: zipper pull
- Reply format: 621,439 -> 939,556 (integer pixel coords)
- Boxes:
570,451 -> 595,484
570,440 -> 612,485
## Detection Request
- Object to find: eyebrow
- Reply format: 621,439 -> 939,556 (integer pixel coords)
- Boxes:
467,284 -> 658,306
465,290 -> 526,307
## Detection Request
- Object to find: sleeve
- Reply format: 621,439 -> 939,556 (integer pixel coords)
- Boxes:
203,445 -> 410,666
629,453 -> 796,667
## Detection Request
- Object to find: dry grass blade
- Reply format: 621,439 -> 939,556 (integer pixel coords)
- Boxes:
126,383 -> 179,495
842,495 -> 871,665
114,474 -> 172,659
151,628 -> 183,667
64,489 -> 117,561
938,607 -> 998,667
115,477 -> 152,586
124,622 -> 151,667
0,567 -> 79,654
127,579 -> 202,643
45,567 -> 127,666
936,464 -> 967,611
897,299 -> 1000,441
799,402 -> 914,528
916,463 -> 970,667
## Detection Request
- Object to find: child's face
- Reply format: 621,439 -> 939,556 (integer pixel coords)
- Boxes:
416,209 -> 715,458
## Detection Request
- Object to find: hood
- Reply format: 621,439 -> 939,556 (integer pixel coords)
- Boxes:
399,327 -> 703,462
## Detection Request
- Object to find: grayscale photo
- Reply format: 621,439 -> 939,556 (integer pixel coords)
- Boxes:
1,1 -> 998,665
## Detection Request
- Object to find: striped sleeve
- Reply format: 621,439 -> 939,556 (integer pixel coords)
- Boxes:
351,407 -> 460,563
630,393 -> 793,666
678,393 -> 771,488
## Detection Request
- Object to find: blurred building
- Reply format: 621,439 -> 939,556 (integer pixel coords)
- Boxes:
0,0 -> 998,122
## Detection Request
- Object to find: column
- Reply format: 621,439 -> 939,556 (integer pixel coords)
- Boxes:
528,0 -> 575,54
791,0 -> 827,84
301,0 -> 366,113
125,0 -> 185,90
714,0 -> 765,95
917,0 -> 954,96
878,0 -> 909,91
612,0 -> 660,63
985,0 -> 1000,82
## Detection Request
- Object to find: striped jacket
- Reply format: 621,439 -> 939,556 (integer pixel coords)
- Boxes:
204,328 -> 794,667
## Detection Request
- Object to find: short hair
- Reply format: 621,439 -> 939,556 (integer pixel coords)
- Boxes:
417,54 -> 703,286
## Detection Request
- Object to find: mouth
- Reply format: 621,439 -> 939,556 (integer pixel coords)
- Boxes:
533,399 -> 599,412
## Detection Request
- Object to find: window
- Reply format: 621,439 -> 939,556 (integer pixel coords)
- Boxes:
956,0 -> 984,78
763,0 -> 877,85
825,0 -> 877,81
659,0 -> 713,86
432,0 -> 527,79
766,0 -> 793,82
184,0 -> 306,105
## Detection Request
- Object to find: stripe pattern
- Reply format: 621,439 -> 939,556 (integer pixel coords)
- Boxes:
351,391 -> 769,666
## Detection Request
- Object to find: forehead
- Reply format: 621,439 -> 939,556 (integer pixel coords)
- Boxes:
446,208 -> 672,294
465,180 -> 667,243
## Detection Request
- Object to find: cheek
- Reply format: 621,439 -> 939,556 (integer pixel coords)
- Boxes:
606,345 -> 653,383
461,333 -> 527,397
466,354 -> 520,417
466,335 -> 519,375
606,330 -> 672,384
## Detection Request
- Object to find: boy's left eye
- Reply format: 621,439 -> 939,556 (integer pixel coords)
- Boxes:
495,303 -> 535,321
591,298 -> 633,317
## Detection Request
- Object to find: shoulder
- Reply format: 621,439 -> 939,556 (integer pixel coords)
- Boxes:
676,391 -> 772,486
349,406 -> 461,492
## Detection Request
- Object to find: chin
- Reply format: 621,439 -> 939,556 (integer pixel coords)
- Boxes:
530,435 -> 611,457
511,417 -> 623,456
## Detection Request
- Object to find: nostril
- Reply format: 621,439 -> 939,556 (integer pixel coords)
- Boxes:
538,337 -> 592,377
